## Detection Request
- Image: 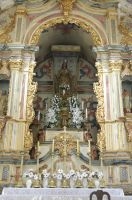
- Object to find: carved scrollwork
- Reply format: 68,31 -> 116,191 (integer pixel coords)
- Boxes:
0,8 -> 16,43
0,118 -> 6,139
26,61 -> 37,122
94,61 -> 105,122
118,19 -> 132,45
58,0 -> 76,17
24,125 -> 33,150
121,61 -> 132,78
97,123 -> 106,152
30,17 -> 101,46
0,59 -> 10,77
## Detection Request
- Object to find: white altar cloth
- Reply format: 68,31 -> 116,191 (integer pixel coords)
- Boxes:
2,188 -> 124,197
0,187 -> 129,200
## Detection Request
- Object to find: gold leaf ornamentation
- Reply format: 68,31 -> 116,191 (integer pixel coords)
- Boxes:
30,17 -> 102,45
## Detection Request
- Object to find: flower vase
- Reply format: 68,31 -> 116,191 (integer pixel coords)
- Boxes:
82,178 -> 87,188
94,179 -> 100,188
56,179 -> 62,188
42,178 -> 48,188
26,179 -> 32,188
70,178 -> 75,188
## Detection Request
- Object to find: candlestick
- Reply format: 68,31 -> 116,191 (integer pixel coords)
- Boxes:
52,139 -> 54,153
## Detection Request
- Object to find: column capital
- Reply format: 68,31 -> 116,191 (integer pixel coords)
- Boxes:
9,59 -> 23,70
109,60 -> 123,71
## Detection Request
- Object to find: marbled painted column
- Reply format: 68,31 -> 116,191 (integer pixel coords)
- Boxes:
93,46 -> 128,152
19,51 -> 35,120
8,59 -> 22,118
109,56 -> 127,151
2,46 -> 38,151
109,60 -> 124,119
3,58 -> 24,151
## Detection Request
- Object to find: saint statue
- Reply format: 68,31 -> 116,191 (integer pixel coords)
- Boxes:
54,59 -> 76,97
122,89 -> 131,113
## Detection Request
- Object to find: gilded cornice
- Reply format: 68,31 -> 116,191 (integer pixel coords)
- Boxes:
30,17 -> 102,45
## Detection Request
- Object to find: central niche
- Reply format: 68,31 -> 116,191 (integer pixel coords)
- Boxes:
29,22 -> 100,160
32,43 -> 99,139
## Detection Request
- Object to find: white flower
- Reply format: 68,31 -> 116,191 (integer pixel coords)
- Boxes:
23,169 -> 37,180
82,172 -> 88,178
69,169 -> 75,176
58,169 -> 63,174
69,96 -> 84,128
34,174 -> 39,180
65,173 -> 70,179
52,173 -> 57,178
56,173 -> 63,180
28,172 -> 34,178
42,169 -> 50,178
89,171 -> 103,180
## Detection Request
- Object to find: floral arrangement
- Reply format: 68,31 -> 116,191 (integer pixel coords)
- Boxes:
41,169 -> 50,179
23,169 -> 39,180
68,96 -> 84,128
45,94 -> 84,129
46,95 -> 60,127
89,170 -> 103,180
23,168 -> 104,188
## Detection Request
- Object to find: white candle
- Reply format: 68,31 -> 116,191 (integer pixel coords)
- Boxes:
85,108 -> 88,119
77,139 -> 80,154
64,139 -> 67,156
64,126 -> 66,133
52,139 -> 54,153
82,101 -> 84,110
109,166 -> 112,176
37,141 -> 40,152
38,110 -> 40,121
88,139 -> 91,152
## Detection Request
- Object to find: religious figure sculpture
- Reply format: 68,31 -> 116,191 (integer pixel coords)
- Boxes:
122,89 -> 131,113
0,90 -> 8,116
54,59 -> 76,97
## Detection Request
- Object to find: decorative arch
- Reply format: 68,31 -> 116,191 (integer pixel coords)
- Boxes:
25,15 -> 108,46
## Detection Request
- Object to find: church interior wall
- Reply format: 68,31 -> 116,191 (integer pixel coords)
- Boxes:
0,0 -> 131,194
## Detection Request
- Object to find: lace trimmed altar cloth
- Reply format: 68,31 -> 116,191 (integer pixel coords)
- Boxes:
0,188 -> 130,200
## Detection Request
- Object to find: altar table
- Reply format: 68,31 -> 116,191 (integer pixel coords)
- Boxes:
0,187 -> 131,200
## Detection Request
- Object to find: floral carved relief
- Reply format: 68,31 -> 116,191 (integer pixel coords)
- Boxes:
94,61 -> 105,122
26,61 -> 37,122
93,61 -> 106,151
97,123 -> 106,152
